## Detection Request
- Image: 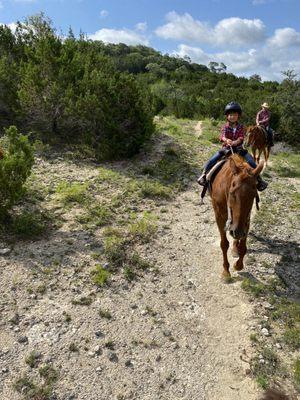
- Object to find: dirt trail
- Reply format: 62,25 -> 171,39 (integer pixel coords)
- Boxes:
0,157 -> 261,400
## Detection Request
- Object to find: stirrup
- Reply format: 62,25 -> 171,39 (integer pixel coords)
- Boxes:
257,180 -> 268,192
197,173 -> 207,187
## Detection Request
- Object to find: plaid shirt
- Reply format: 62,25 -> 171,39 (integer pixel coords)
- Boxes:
256,109 -> 271,127
219,122 -> 245,148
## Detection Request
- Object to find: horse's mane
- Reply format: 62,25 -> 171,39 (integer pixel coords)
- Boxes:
223,154 -> 252,175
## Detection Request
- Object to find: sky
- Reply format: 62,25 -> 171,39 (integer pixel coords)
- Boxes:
1,0 -> 300,81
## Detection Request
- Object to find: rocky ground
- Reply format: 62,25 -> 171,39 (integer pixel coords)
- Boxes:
0,119 -> 299,400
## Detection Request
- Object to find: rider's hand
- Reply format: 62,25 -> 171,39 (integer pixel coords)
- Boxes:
226,139 -> 233,145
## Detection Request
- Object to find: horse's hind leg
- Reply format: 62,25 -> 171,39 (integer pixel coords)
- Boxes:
232,239 -> 239,258
264,147 -> 270,165
233,237 -> 247,271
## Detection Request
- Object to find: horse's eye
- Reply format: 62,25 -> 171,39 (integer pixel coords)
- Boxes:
232,182 -> 236,188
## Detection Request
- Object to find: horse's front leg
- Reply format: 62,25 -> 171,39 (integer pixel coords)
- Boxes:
233,237 -> 247,271
257,149 -> 262,164
219,228 -> 230,278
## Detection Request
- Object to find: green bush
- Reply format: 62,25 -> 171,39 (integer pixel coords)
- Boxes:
0,126 -> 34,219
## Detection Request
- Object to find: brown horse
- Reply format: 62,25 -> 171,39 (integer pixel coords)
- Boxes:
210,154 -> 264,278
245,125 -> 270,164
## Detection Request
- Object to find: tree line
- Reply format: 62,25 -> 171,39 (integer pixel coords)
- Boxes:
0,13 -> 299,156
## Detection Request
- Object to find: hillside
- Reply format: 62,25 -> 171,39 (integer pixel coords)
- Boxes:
0,117 -> 299,400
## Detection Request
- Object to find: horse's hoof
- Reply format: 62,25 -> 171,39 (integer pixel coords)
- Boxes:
231,248 -> 239,258
233,261 -> 244,271
222,270 -> 231,279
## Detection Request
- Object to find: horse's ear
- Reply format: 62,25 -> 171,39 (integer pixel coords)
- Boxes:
229,158 -> 239,175
252,160 -> 264,177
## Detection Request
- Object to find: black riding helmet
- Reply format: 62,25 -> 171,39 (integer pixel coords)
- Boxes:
224,102 -> 242,115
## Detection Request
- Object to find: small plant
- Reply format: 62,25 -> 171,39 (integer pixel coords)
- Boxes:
69,343 -> 79,352
105,340 -> 115,350
99,308 -> 112,320
25,351 -> 42,368
91,265 -> 111,287
63,311 -> 72,323
104,235 -> 126,268
71,296 -> 93,306
14,375 -> 52,400
39,365 -> 59,385
123,266 -> 136,282
250,333 -> 258,343
130,253 -> 153,270
11,211 -> 47,239
0,126 -> 34,220
256,375 -> 269,390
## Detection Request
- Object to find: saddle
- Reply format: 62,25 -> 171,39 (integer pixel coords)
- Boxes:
200,159 -> 227,204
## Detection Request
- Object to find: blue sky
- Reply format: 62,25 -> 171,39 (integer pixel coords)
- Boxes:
1,0 -> 300,81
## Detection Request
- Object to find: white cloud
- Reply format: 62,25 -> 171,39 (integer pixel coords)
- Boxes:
155,12 -> 266,48
214,17 -> 265,47
100,10 -> 109,18
89,28 -> 149,46
135,22 -> 147,32
0,22 -> 18,32
174,41 -> 300,81
267,27 -> 300,47
155,11 -> 209,43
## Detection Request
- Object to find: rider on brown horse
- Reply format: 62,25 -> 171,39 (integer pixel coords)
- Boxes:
197,102 -> 268,191
256,102 -> 274,147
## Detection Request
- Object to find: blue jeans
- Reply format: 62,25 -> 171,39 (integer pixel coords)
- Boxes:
204,148 -> 257,172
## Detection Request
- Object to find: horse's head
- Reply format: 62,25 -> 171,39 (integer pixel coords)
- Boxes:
244,125 -> 258,147
226,155 -> 264,239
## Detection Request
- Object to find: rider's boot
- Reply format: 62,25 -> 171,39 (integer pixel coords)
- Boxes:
197,171 -> 207,186
257,175 -> 268,191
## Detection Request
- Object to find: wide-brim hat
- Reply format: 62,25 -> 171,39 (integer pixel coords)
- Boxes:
261,102 -> 270,108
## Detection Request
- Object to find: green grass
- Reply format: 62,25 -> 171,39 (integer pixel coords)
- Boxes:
294,358 -> 300,387
91,265 -> 111,287
271,152 -> 300,178
104,235 -> 126,268
77,204 -> 113,228
283,328 -> 300,350
56,181 -> 89,204
241,278 -> 267,297
98,167 -> 123,183
138,180 -> 172,199
252,347 -> 279,389
128,212 -> 158,243
11,211 -> 48,239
